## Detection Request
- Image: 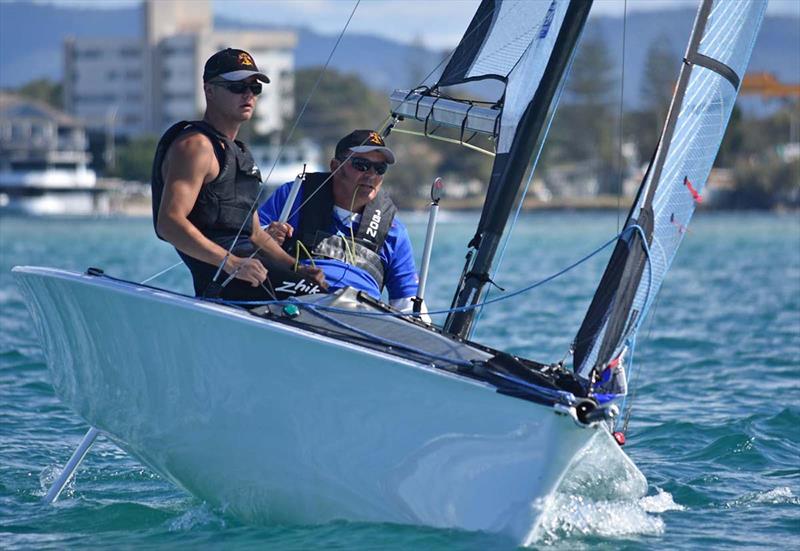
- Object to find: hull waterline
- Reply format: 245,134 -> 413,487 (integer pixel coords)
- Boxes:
14,266 -> 640,542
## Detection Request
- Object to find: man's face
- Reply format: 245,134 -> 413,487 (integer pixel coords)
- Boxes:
205,76 -> 261,122
330,149 -> 389,211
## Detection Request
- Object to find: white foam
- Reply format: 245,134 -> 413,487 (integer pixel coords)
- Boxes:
522,434 -> 682,546
640,487 -> 685,513
38,464 -> 76,500
753,486 -> 795,504
727,486 -> 800,507
167,503 -> 226,531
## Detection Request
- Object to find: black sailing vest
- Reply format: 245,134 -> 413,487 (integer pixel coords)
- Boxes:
284,172 -> 397,289
150,120 -> 262,242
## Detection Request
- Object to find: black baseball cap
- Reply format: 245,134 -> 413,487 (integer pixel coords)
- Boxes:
335,130 -> 395,164
203,48 -> 270,83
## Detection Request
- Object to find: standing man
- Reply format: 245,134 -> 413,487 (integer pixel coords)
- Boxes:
259,130 -> 426,315
151,48 -> 325,299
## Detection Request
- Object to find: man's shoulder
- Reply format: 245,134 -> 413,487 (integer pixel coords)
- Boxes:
170,129 -> 215,153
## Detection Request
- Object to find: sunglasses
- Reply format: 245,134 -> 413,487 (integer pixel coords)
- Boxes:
213,80 -> 262,96
345,157 -> 388,175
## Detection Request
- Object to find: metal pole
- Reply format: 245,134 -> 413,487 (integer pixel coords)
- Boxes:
414,178 -> 443,316
279,170 -> 305,223
43,426 -> 99,504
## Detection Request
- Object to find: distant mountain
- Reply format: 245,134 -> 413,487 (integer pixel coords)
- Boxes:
1,1 -> 798,108
0,2 -> 138,88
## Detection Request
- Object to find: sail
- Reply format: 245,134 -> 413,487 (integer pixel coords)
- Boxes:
440,0 -> 593,337
438,0 -> 573,154
573,0 -> 766,384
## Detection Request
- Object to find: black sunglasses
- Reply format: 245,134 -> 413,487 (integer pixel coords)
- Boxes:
345,156 -> 388,175
213,80 -> 262,96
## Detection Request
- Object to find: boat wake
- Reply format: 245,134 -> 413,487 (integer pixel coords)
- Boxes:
524,434 -> 680,545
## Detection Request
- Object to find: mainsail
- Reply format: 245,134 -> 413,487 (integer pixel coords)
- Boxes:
391,0 -> 593,338
572,0 -> 767,386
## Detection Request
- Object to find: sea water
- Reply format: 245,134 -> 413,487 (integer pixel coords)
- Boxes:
1,211 -> 798,549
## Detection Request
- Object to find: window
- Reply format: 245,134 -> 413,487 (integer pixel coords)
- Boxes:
77,48 -> 102,59
11,161 -> 47,171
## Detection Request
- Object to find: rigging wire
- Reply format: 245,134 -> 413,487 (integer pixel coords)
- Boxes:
212,0 -> 363,287
139,260 -> 183,284
616,0 -> 628,233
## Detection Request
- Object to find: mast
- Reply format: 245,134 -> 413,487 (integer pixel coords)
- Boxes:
444,0 -> 593,338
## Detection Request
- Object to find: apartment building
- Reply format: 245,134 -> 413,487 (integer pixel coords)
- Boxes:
63,0 -> 296,138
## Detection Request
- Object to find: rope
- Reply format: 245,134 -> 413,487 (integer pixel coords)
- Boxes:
210,226 -> 645,319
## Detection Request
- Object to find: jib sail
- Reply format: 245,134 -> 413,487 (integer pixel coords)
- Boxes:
572,0 -> 767,387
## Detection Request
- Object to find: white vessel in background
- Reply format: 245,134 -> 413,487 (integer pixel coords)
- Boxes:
0,93 -> 100,215
250,138 -> 325,193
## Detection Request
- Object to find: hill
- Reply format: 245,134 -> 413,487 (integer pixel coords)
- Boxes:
1,1 -> 797,108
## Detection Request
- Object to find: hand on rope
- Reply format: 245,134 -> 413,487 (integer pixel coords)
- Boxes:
266,221 -> 293,245
223,255 -> 268,288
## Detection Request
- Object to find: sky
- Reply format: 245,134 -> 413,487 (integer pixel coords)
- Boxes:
36,0 -> 800,49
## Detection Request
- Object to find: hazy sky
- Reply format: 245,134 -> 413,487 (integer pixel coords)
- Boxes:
39,0 -> 800,48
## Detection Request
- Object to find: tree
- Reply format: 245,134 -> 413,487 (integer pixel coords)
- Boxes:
108,136 -> 158,182
638,34 -> 679,156
290,67 -> 389,151
547,30 -> 620,193
16,78 -> 63,109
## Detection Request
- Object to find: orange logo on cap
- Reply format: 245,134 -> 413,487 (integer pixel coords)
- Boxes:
238,52 -> 254,66
368,131 -> 383,145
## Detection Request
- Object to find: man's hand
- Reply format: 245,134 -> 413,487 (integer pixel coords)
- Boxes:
226,256 -> 268,287
296,265 -> 328,291
266,221 -> 293,245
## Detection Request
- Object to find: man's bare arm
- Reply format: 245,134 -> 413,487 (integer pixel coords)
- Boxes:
157,132 -> 266,286
250,213 -> 328,289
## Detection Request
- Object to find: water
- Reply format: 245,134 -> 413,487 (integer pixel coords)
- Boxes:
1,212 -> 798,549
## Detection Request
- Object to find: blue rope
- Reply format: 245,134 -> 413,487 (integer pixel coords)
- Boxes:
211,227 -> 640,319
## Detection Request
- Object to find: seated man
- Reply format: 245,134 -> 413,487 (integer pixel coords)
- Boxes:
151,47 -> 325,300
258,130 -> 425,314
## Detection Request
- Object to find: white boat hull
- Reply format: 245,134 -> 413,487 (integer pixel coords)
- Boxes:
14,266 -> 636,542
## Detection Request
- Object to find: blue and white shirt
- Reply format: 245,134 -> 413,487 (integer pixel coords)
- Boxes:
258,181 -> 419,301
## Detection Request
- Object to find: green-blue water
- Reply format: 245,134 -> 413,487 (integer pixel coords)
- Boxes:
1,212 -> 798,549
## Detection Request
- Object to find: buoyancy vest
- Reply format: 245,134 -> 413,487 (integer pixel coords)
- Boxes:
284,172 -> 397,289
150,120 -> 262,241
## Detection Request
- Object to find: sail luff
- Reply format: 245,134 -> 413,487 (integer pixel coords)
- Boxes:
444,0 -> 593,339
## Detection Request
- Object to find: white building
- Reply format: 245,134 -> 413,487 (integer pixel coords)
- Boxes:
63,0 -> 296,138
